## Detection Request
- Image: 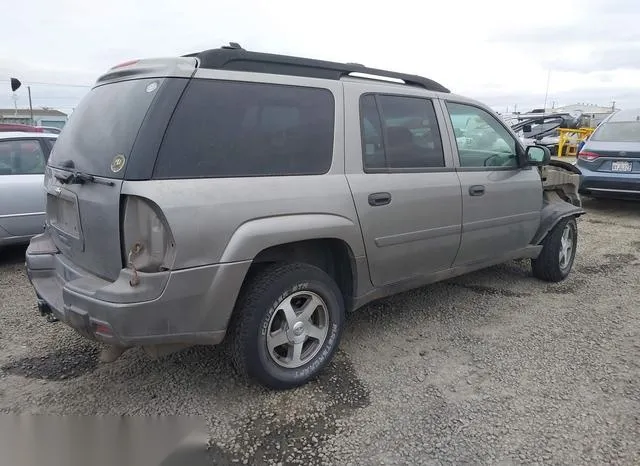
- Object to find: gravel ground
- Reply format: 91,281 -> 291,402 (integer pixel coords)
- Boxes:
1,197 -> 639,465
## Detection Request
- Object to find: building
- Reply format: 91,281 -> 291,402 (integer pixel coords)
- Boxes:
0,108 -> 68,129
550,103 -> 615,128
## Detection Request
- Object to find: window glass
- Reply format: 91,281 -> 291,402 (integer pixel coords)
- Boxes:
591,122 -> 640,142
446,102 -> 519,168
360,94 -> 445,170
0,140 -> 46,175
360,95 -> 386,169
154,80 -> 335,178
49,78 -> 163,178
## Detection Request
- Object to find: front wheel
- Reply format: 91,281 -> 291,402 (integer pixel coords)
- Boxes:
229,263 -> 345,389
531,217 -> 578,282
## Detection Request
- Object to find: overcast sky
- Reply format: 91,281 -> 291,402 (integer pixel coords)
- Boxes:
2,0 -> 639,115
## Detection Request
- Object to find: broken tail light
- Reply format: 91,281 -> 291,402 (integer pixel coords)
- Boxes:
121,196 -> 176,278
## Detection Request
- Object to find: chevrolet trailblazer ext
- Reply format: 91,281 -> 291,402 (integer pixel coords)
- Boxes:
26,44 -> 584,389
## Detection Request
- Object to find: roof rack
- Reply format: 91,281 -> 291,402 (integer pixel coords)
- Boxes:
183,43 -> 450,93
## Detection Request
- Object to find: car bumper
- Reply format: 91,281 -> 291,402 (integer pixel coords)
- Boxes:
26,232 -> 251,347
578,167 -> 640,196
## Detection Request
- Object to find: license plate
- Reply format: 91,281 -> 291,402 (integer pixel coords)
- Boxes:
612,161 -> 632,172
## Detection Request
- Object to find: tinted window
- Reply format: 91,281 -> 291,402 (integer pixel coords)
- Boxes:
360,94 -> 445,170
591,122 -> 640,142
154,80 -> 335,178
0,140 -> 46,175
446,102 -> 519,168
49,78 -> 164,178
360,95 -> 386,169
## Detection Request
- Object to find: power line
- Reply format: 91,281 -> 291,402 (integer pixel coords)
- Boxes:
0,79 -> 91,88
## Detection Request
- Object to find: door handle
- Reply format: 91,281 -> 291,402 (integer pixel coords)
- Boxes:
469,185 -> 485,196
368,192 -> 392,206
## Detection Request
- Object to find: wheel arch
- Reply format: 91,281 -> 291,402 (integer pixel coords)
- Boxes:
247,237 -> 358,312
531,191 -> 585,245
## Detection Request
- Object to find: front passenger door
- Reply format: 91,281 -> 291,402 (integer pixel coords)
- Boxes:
443,102 -> 543,266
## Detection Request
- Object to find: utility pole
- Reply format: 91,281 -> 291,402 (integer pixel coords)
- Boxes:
543,70 -> 551,111
27,86 -> 34,125
10,78 -> 22,118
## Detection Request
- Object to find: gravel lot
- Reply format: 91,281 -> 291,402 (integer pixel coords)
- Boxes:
1,197 -> 639,465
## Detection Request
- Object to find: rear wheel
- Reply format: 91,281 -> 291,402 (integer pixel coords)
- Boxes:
229,263 -> 344,389
531,217 -> 578,282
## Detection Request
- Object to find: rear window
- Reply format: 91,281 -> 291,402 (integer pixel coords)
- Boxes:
153,80 -> 335,179
48,78 -> 164,178
591,121 -> 640,142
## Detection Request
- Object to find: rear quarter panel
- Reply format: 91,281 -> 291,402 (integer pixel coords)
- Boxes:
121,175 -> 365,269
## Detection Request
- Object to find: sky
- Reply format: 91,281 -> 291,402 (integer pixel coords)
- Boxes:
2,0 -> 639,116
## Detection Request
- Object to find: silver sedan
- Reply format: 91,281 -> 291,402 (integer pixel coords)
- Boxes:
0,132 -> 57,247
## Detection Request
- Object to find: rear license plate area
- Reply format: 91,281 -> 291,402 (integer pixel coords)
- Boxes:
47,193 -> 80,238
611,161 -> 632,172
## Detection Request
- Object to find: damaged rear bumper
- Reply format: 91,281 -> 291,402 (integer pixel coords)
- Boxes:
26,232 -> 250,347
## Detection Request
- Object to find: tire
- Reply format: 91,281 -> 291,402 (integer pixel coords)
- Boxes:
229,262 -> 345,389
531,216 -> 578,282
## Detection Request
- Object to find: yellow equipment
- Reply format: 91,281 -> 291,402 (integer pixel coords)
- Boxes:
556,128 -> 595,157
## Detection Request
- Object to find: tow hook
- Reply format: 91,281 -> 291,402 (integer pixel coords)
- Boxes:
37,299 -> 58,323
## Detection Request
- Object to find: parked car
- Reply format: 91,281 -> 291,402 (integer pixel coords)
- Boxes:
0,123 -> 61,134
577,108 -> 640,199
25,45 -> 584,389
0,132 -> 57,247
0,123 -> 44,133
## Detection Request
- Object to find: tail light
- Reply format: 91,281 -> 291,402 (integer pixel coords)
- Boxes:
578,151 -> 600,162
121,196 -> 176,274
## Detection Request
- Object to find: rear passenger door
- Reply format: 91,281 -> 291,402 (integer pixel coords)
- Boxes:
344,84 -> 463,287
441,101 -> 542,266
0,138 -> 49,237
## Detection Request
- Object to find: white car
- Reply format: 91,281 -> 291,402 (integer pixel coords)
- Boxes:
0,132 -> 57,247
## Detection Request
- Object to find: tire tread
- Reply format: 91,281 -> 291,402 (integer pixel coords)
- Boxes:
532,216 -> 577,282
228,262 -> 342,389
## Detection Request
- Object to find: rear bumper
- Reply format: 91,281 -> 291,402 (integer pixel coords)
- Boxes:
578,167 -> 640,196
26,232 -> 251,347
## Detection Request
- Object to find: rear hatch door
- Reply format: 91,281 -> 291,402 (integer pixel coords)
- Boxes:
45,76 -> 175,281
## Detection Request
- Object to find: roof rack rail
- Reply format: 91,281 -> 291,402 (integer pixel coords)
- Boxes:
183,43 -> 450,93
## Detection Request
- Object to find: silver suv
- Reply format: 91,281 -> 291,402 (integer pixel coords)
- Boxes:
26,44 -> 584,389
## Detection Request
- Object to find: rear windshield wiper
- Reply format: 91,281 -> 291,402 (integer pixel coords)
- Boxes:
55,171 -> 115,187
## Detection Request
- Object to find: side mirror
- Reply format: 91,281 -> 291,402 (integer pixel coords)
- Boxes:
526,145 -> 551,166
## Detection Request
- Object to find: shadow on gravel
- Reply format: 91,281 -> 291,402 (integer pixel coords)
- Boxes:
577,253 -> 637,275
544,277 -> 587,294
208,351 -> 370,465
581,197 -> 640,215
1,344 -> 100,380
0,245 -> 27,267
446,282 -> 531,298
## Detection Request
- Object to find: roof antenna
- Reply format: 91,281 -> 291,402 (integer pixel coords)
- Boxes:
223,42 -> 243,50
